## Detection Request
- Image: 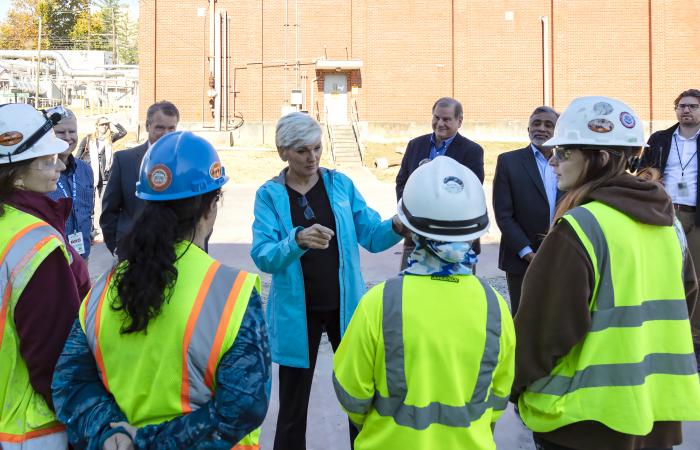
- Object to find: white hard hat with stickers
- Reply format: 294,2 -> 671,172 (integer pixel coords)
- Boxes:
397,155 -> 489,242
0,103 -> 68,165
544,96 -> 645,149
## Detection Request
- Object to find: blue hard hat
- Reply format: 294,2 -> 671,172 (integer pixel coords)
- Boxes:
136,131 -> 229,201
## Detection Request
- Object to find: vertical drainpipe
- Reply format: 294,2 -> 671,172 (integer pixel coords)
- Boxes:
214,12 -> 221,131
451,0 -> 455,98
550,0 -> 554,106
648,0 -> 654,133
541,16 -> 551,106
261,0 -> 265,144
153,0 -> 157,103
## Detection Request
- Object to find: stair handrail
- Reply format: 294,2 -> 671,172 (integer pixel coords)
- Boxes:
351,99 -> 364,164
325,107 -> 336,162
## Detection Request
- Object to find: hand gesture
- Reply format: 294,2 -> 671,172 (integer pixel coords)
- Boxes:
103,433 -> 133,450
296,224 -> 335,249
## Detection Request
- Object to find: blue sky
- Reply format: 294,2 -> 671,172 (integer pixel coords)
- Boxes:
0,0 -> 139,21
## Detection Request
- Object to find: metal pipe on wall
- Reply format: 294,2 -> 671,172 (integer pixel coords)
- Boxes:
224,10 -> 229,131
214,12 -> 221,131
541,16 -> 551,106
209,0 -> 216,75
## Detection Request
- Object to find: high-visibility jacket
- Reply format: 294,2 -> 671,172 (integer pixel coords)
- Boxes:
0,206 -> 71,446
520,201 -> 700,435
333,274 -> 515,450
80,242 -> 262,449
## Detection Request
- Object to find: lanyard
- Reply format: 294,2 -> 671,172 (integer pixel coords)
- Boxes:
57,173 -> 78,226
57,173 -> 77,202
674,135 -> 698,178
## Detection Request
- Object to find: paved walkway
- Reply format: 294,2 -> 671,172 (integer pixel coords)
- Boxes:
88,167 -> 699,449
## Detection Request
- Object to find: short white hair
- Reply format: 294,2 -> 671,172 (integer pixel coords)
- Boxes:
275,112 -> 322,150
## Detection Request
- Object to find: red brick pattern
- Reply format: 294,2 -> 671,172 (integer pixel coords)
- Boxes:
139,0 -> 700,128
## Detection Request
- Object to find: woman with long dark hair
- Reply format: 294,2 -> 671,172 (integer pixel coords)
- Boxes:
512,97 -> 700,450
0,103 -> 90,450
52,131 -> 271,450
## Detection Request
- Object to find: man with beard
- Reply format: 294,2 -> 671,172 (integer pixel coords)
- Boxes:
493,106 -> 560,315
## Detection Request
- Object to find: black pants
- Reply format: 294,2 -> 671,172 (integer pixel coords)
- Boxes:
506,272 -> 525,316
533,434 -> 671,450
274,309 -> 358,450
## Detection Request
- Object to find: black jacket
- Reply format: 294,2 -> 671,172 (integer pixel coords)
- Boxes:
395,132 -> 484,200
642,123 -> 700,225
493,146 -> 562,275
99,142 -> 148,254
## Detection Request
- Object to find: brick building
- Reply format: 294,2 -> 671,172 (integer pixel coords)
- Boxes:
139,0 -> 700,144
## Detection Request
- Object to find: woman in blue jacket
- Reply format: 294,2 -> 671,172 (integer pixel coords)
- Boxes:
251,112 -> 403,450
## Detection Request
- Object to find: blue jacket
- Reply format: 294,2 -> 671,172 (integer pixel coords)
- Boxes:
47,155 -> 94,258
251,168 -> 402,368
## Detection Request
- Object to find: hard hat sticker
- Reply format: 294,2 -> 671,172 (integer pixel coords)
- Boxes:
593,102 -> 614,115
588,118 -> 614,133
0,131 -> 24,146
209,161 -> 222,179
148,164 -> 172,191
619,112 -> 636,129
443,176 -> 464,194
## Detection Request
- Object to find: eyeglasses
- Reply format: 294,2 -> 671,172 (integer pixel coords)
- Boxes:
298,195 -> 315,220
676,104 -> 700,111
28,154 -> 60,171
552,147 -> 575,162
98,123 -> 110,127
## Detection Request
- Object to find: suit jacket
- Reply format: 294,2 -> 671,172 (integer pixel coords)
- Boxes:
493,145 -> 562,275
100,142 -> 148,254
395,132 -> 485,200
642,123 -> 700,225
395,132 -> 484,254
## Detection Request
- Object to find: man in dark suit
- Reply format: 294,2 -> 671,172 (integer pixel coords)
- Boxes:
100,101 -> 179,255
396,97 -> 485,269
640,88 -> 700,368
493,106 -> 560,315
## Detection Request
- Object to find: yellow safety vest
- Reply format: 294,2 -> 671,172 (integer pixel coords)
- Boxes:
80,242 -> 262,449
333,274 -> 515,450
0,206 -> 71,445
520,201 -> 700,435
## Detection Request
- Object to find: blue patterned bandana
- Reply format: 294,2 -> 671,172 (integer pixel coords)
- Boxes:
403,234 -> 477,276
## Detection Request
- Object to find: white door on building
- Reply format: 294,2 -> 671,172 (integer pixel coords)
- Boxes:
324,74 -> 348,123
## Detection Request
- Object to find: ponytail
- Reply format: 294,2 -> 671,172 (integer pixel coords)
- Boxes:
112,189 -> 219,334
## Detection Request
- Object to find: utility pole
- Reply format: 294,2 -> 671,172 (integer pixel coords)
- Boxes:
112,8 -> 118,64
87,0 -> 91,51
35,16 -> 42,108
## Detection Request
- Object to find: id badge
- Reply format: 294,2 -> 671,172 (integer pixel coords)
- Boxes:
68,232 -> 85,255
678,181 -> 690,197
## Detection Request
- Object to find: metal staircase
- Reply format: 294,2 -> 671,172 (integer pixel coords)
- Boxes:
328,123 -> 363,167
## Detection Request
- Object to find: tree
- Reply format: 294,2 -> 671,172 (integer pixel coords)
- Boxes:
0,0 -> 49,50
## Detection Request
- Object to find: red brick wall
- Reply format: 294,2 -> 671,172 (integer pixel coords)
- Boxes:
139,0 -> 700,131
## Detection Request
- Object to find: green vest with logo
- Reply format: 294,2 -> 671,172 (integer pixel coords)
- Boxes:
333,274 -> 515,450
80,243 -> 261,449
520,201 -> 700,435
0,206 -> 71,444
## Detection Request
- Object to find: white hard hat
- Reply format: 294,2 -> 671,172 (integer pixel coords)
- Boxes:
397,156 -> 488,242
0,103 -> 68,165
544,96 -> 645,149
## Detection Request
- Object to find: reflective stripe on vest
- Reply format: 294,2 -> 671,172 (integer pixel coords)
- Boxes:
0,222 -> 68,345
83,262 -> 252,408
181,262 -> 251,412
528,206 -> 696,397
0,214 -> 69,442
334,276 -> 506,430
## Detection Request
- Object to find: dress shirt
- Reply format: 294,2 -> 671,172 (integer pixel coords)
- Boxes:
663,128 -> 700,206
518,144 -> 558,259
429,133 -> 457,160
